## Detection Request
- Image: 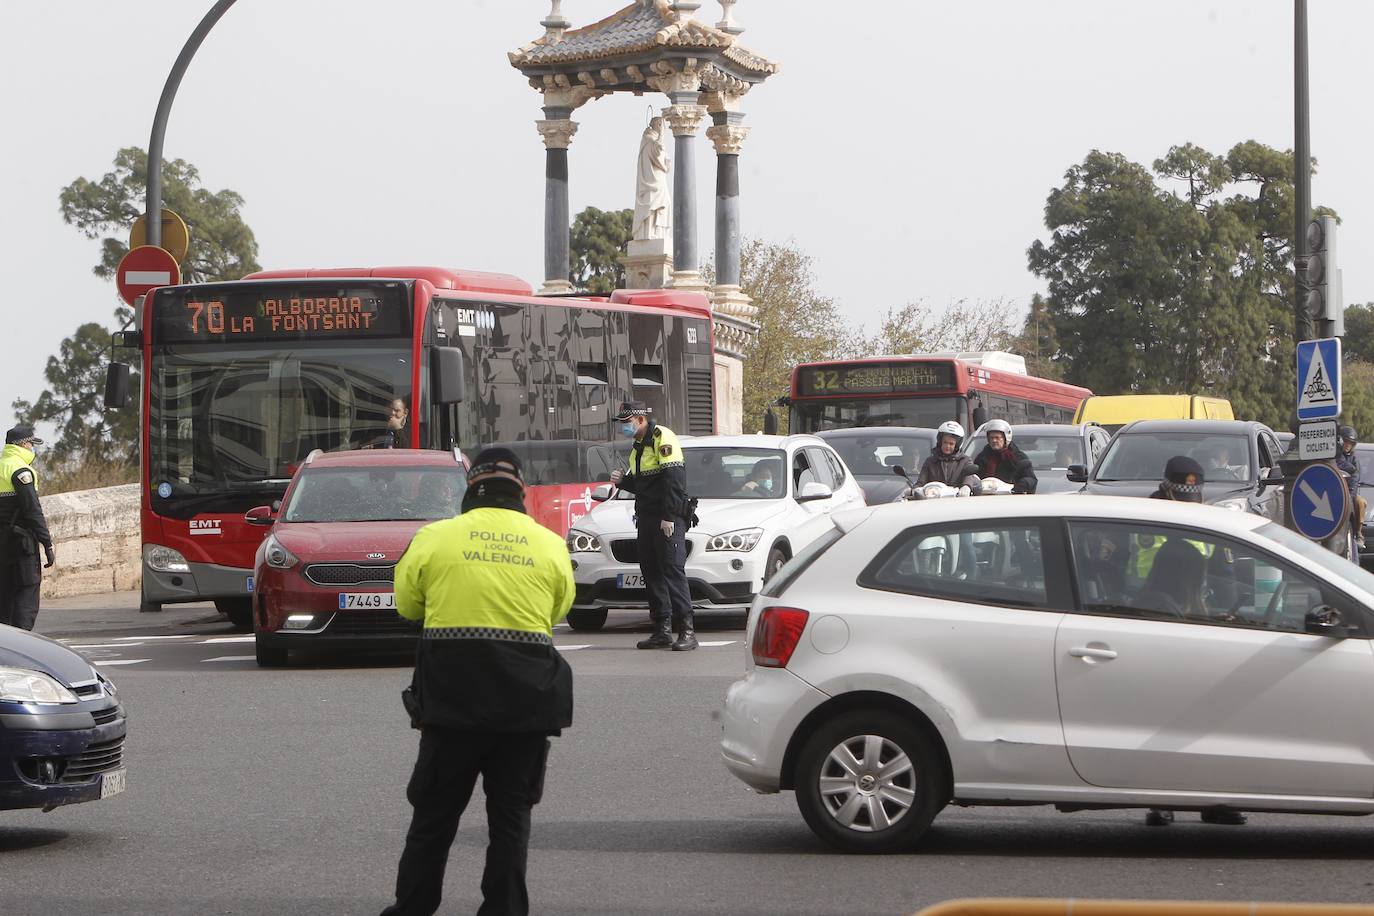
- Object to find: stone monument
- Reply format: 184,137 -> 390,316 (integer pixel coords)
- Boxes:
622,116 -> 674,289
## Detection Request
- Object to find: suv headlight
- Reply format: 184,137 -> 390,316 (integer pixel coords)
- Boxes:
1213,498 -> 1250,513
263,533 -> 299,569
566,529 -> 602,553
706,528 -> 764,552
0,667 -> 79,705
144,544 -> 190,573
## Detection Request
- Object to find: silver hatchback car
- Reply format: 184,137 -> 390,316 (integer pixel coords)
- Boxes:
721,495 -> 1374,853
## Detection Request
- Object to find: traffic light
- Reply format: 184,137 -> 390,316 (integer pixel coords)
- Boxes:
1304,215 -> 1343,336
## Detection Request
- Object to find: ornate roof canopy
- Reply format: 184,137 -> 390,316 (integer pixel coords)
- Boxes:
510,1 -> 777,107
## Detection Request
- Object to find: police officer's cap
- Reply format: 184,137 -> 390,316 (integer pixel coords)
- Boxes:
467,447 -> 523,488
5,425 -> 43,446
1160,455 -> 1206,502
612,401 -> 650,421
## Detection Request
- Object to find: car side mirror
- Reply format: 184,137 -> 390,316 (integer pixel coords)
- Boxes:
1260,467 -> 1285,488
1067,464 -> 1089,483
591,484 -> 614,502
797,482 -> 833,503
245,505 -> 275,527
1304,605 -> 1355,637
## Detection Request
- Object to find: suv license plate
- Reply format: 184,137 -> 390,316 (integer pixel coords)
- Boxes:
616,573 -> 645,589
339,593 -> 396,610
100,768 -> 127,799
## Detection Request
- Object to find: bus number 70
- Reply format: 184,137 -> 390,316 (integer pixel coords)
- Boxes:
185,301 -> 227,335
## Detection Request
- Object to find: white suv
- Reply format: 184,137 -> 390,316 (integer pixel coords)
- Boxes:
722,495 -> 1374,853
565,435 -> 865,631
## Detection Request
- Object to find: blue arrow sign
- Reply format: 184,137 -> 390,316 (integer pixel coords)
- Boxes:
1290,462 -> 1349,541
1297,338 -> 1341,420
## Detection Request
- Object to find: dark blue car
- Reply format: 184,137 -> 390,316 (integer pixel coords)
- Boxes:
1,625 -> 127,811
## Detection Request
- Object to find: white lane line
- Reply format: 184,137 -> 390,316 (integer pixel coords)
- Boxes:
68,643 -> 144,649
94,659 -> 150,667
201,636 -> 256,644
698,640 -> 737,647
555,644 -> 592,651
115,635 -> 193,640
203,655 -> 256,662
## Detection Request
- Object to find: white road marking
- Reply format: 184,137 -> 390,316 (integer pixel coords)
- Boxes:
94,659 -> 150,667
69,643 -> 143,649
697,641 -> 737,647
555,644 -> 592,651
203,655 -> 256,662
200,636 -> 256,644
115,635 -> 193,640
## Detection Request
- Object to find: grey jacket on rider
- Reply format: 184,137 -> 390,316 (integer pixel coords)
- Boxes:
915,448 -> 981,489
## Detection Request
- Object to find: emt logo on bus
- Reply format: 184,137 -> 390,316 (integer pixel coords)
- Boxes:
189,519 -> 223,536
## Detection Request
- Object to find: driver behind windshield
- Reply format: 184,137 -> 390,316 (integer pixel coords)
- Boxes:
1205,442 -> 1240,480
737,462 -> 777,497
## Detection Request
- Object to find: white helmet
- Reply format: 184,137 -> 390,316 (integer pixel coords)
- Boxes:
985,419 -> 1012,443
936,420 -> 965,447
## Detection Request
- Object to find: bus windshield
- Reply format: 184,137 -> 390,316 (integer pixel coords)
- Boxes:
149,342 -> 412,512
791,397 -> 964,433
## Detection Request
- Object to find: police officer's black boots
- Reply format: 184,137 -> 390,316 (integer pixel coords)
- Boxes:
636,616 -> 674,650
671,613 -> 698,651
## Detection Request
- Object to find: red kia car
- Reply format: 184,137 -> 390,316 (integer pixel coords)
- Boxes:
248,449 -> 467,667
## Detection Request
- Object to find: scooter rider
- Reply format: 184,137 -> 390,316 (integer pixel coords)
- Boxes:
915,421 -> 981,491
972,419 -> 1037,493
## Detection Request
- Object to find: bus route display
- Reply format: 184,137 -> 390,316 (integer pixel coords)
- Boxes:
797,360 -> 956,396
152,284 -> 411,343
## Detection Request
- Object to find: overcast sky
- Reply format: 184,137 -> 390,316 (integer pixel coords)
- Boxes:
2,1 -> 1370,422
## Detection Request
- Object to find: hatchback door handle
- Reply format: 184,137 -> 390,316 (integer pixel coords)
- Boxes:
1069,646 -> 1118,660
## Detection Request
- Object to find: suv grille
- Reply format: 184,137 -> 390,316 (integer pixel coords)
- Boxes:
327,610 -> 420,636
305,564 -> 395,586
610,540 -> 695,563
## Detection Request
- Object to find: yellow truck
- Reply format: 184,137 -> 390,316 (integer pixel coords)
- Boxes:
1073,394 -> 1234,432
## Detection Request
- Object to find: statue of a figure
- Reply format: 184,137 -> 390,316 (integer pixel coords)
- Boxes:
633,117 -> 671,241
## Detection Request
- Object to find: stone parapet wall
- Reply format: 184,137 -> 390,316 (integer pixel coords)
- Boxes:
37,484 -> 141,600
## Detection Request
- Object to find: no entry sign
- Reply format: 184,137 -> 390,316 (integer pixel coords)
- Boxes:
116,245 -> 181,306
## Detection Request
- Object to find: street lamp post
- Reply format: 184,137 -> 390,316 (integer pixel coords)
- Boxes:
145,0 -> 238,249
1294,0 -> 1312,344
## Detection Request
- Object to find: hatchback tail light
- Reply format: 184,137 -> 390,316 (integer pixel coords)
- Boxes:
751,606 -> 810,668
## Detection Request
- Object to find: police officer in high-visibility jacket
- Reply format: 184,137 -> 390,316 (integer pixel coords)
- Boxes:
608,401 -> 697,651
0,425 -> 54,631
380,448 -> 574,916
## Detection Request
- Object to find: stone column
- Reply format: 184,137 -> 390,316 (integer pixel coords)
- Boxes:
706,112 -> 749,290
663,95 -> 709,293
536,109 -> 578,296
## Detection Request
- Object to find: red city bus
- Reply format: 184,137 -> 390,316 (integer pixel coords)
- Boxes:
118,267 -> 716,626
787,352 -> 1090,433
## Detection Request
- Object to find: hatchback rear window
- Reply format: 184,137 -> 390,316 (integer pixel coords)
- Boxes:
761,526 -> 845,598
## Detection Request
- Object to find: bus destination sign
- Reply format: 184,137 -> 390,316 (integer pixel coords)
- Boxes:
797,361 -> 955,396
153,285 -> 410,343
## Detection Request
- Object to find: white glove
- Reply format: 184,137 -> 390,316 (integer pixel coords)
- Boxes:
958,485 -> 971,497
660,519 -> 675,538
610,469 -> 623,485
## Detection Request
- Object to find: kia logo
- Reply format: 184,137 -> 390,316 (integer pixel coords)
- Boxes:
367,552 -> 385,560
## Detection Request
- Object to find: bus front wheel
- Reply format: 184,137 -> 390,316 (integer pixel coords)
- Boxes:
215,598 -> 254,632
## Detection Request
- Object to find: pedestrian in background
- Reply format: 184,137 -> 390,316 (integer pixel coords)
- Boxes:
380,448 -> 574,916
0,425 -> 54,631
1336,426 -> 1363,560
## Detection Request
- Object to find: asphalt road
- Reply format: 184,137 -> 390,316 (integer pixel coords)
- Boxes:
5,606 -> 1374,915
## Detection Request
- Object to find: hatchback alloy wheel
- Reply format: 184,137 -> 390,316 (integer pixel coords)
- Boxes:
817,734 -> 916,832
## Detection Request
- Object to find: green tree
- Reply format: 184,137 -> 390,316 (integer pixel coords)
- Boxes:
1344,303 -> 1374,364
569,206 -> 633,294
738,238 -> 854,431
12,320 -> 140,465
1007,294 -> 1063,379
1340,360 -> 1374,440
854,298 -> 1017,357
1028,142 -> 1314,428
59,146 -> 260,287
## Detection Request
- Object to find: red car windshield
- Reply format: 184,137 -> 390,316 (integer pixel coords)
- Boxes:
283,467 -> 467,523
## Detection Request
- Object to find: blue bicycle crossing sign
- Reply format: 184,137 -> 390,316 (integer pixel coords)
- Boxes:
1296,338 -> 1341,420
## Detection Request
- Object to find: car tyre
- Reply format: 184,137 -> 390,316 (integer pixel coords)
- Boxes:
215,598 -> 254,632
566,608 -> 608,632
255,637 -> 288,668
795,709 -> 947,854
765,546 -> 789,583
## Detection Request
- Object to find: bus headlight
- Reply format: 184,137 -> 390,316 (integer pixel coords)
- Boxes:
706,529 -> 764,552
263,534 -> 299,569
566,530 -> 602,553
143,544 -> 190,573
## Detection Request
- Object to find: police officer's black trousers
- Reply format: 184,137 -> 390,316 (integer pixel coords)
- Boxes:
0,557 -> 41,631
382,727 -> 550,916
636,518 -> 691,629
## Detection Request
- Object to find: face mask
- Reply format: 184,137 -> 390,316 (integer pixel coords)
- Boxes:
619,423 -> 636,438
759,479 -> 773,493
